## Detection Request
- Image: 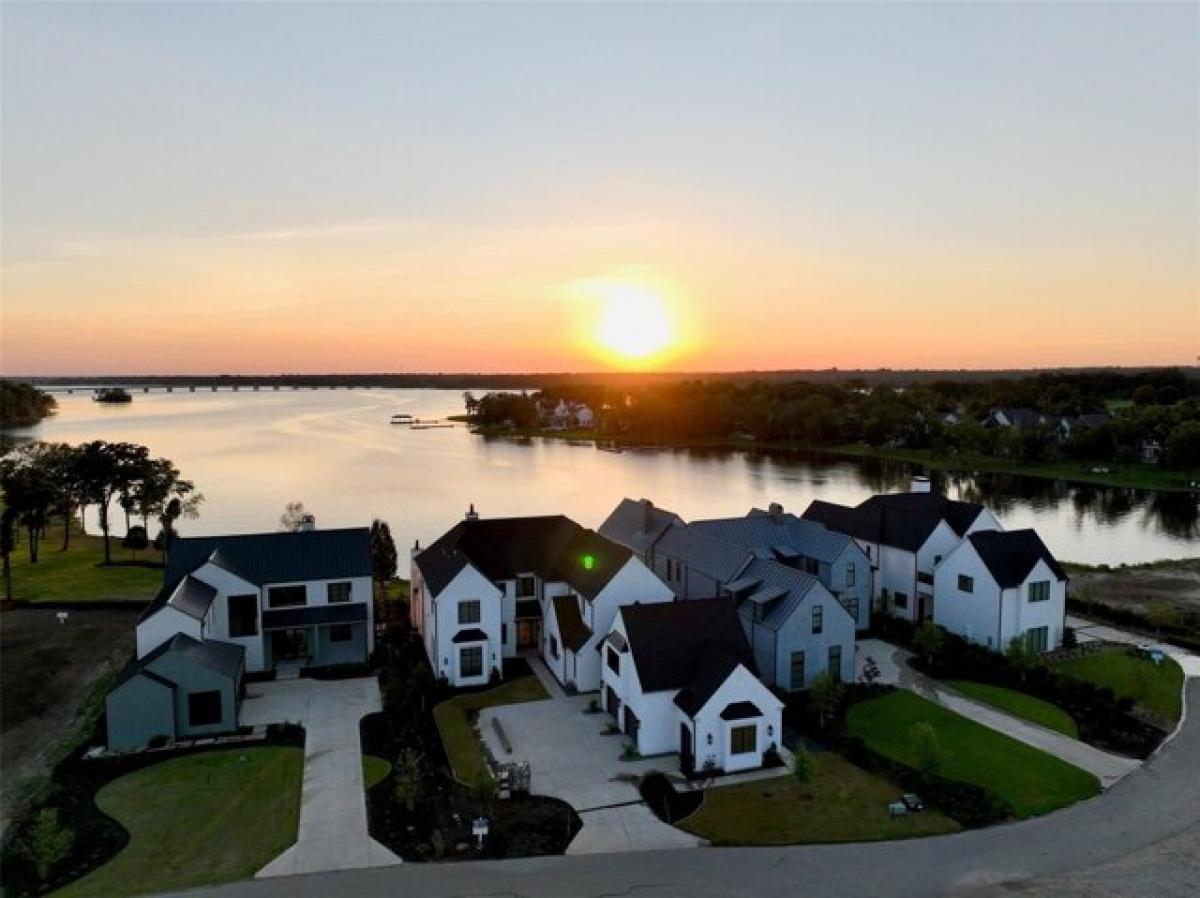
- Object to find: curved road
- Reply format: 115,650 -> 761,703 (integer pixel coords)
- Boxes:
182,680 -> 1200,898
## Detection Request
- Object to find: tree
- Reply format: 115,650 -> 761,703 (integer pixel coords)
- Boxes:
1165,422 -> 1200,470
1,451 -> 57,564
122,525 -> 149,559
911,722 -> 944,776
472,772 -> 497,814
462,392 -> 479,417
1,507 -> 17,601
809,672 -> 844,731
20,807 -> 73,881
74,441 -> 149,565
1006,635 -> 1036,683
393,747 -> 425,813
279,501 -> 309,532
370,519 -> 398,591
860,655 -> 881,686
791,743 -> 814,784
912,621 -> 946,671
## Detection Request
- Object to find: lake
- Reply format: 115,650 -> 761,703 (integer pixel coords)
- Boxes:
14,388 -> 1199,565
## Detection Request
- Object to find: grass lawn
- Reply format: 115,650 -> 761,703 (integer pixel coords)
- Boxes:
9,518 -> 161,603
847,692 -> 1100,818
433,676 -> 549,785
363,754 -> 392,790
54,747 -> 304,898
681,752 -> 960,845
1056,649 -> 1184,724
944,681 -> 1078,738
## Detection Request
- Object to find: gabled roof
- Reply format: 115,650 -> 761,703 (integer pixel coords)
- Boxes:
802,499 -> 944,552
693,511 -> 858,564
597,498 -> 683,555
656,523 -> 754,583
119,632 -> 246,689
735,558 -> 831,631
551,595 -> 593,652
967,529 -> 1067,588
414,515 -> 632,600
858,492 -> 986,537
992,407 -> 1043,428
142,528 -> 371,622
164,575 -> 218,620
620,598 -> 757,712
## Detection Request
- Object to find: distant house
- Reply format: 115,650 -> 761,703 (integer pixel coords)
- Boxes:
933,529 -> 1068,653
1058,412 -> 1111,439
597,498 -> 683,568
1141,439 -> 1163,465
985,408 -> 1044,429
410,511 -> 673,690
601,599 -> 783,775
801,481 -> 1001,622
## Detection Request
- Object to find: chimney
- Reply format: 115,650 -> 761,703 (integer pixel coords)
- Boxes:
465,503 -> 479,521
641,499 -> 654,532
911,476 -> 931,494
411,538 -> 421,558
768,502 -> 784,521
297,514 -> 316,532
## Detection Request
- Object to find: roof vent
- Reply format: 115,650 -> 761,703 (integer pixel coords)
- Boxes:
768,502 -> 784,520
465,503 -> 479,521
911,476 -> 931,494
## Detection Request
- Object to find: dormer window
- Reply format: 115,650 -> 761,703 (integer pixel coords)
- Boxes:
516,575 -> 537,599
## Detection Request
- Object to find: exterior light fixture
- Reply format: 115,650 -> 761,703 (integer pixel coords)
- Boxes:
707,734 -> 713,746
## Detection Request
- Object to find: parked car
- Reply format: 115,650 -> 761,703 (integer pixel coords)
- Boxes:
901,793 -> 925,812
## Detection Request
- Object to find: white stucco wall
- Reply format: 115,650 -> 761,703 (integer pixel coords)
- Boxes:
136,606 -> 202,659
999,558 -> 1066,652
424,564 -> 503,686
689,665 -> 784,773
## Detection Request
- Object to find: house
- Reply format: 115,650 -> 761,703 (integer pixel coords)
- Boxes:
597,498 -> 683,567
135,527 -> 374,674
601,599 -> 784,775
985,408 -> 1044,429
801,480 -> 1001,622
933,529 -> 1068,653
410,511 -> 673,690
1141,439 -> 1163,465
1058,412 -> 1111,439
106,633 -> 245,751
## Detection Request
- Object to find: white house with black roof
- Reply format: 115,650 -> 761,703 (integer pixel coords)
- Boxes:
135,527 -> 374,674
933,529 -> 1068,653
410,511 -> 673,690
601,599 -> 783,775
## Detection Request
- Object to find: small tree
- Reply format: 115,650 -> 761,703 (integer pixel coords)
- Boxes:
809,672 -> 845,731
279,501 -> 309,532
860,655 -> 881,686
791,743 -> 814,784
911,722 -> 944,777
1,507 -> 17,601
392,747 -> 425,813
1146,600 -> 1178,638
912,621 -> 946,672
20,808 -> 73,882
472,772 -> 496,814
122,525 -> 149,559
370,519 -> 399,593
1006,635 -> 1036,683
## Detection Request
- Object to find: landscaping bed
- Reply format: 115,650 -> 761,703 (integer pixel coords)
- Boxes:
0,723 -> 304,897
640,773 -> 703,825
1056,647 -> 1184,726
434,674 -> 550,785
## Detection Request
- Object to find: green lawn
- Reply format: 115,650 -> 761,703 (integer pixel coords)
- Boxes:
847,692 -> 1100,818
681,752 -> 960,845
54,747 -> 304,898
945,681 -> 1078,738
9,518 -> 161,603
433,676 -> 549,784
363,754 -> 392,791
1056,649 -> 1184,724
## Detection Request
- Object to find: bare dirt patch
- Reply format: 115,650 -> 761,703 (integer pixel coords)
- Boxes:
1070,560 -> 1200,618
0,607 -> 139,835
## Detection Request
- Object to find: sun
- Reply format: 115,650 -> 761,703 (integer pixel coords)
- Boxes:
593,283 -> 676,362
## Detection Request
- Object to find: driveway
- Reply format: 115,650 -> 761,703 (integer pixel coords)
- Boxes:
478,694 -> 704,855
240,677 -> 402,876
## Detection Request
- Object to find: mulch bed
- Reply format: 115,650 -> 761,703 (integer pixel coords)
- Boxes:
640,773 -> 702,825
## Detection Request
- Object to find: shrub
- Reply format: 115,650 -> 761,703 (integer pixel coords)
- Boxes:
20,808 -> 73,881
910,722 -> 944,776
791,744 -> 813,783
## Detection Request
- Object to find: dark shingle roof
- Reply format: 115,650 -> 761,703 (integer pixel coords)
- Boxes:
261,602 -> 368,629
620,598 -> 757,714
859,493 -> 986,537
414,516 -> 632,600
552,595 -> 593,652
967,529 -> 1067,588
720,701 -> 762,720
802,499 -> 944,552
450,627 -> 489,644
597,498 -> 682,554
118,633 -> 245,690
166,575 -> 219,620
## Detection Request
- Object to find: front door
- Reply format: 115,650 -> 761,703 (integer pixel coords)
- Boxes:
680,723 -> 694,774
517,620 -> 540,649
273,628 -> 309,664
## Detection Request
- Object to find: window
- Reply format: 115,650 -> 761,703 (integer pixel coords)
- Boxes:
228,594 -> 258,637
812,605 -> 823,635
730,724 -> 757,755
327,582 -> 352,603
458,600 -> 481,625
329,624 -> 353,643
460,645 -> 483,678
267,585 -> 306,608
958,574 -> 974,594
894,591 -> 909,610
607,647 -> 621,674
789,651 -> 805,690
828,645 -> 843,682
1028,581 -> 1051,603
516,575 -> 536,598
548,634 -> 560,659
843,597 -> 859,623
1025,626 -> 1049,653
501,624 -> 508,644
187,691 -> 222,727
934,555 -> 943,567
845,564 -> 855,587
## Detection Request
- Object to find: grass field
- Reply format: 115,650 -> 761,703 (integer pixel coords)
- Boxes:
8,518 -> 161,603
434,677 -> 549,784
944,681 -> 1078,738
54,747 -> 304,898
681,752 -> 960,845
363,754 -> 392,790
847,692 -> 1100,818
1056,649 -> 1185,724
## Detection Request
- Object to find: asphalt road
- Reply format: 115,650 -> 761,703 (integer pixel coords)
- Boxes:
179,680 -> 1200,898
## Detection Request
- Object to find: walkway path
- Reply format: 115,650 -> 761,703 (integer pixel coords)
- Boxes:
1068,614 -> 1200,677
856,639 -> 1140,787
521,650 -> 568,699
239,677 -> 402,877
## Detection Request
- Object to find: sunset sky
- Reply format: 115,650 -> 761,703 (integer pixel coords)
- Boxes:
2,2 -> 1196,375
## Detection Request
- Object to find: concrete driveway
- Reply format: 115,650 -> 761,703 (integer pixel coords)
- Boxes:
240,677 -> 402,876
479,694 -> 704,855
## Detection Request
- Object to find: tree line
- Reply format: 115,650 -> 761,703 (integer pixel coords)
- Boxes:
464,368 -> 1200,471
1,381 -> 58,428
1,440 -> 203,598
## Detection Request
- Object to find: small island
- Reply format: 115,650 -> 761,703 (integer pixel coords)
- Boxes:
93,387 -> 133,404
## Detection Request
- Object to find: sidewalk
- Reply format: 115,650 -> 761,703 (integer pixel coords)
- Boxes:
1068,615 -> 1200,678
